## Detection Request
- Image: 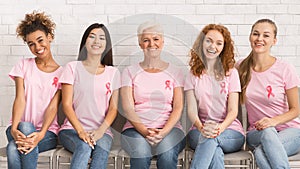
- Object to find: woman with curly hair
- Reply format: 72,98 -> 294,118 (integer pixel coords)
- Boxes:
238,19 -> 300,169
185,24 -> 245,169
6,11 -> 63,169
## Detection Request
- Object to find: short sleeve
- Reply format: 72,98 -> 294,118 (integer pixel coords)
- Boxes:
228,68 -> 241,93
121,67 -> 133,87
9,58 -> 26,80
283,63 -> 300,90
184,72 -> 196,91
174,68 -> 184,88
59,62 -> 76,85
112,68 -> 121,90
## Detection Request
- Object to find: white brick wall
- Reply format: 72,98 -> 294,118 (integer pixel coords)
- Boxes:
0,1 -> 300,149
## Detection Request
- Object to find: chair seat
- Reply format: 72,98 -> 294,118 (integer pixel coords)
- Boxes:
288,151 -> 300,168
289,151 -> 300,161
224,150 -> 254,161
0,147 -> 6,157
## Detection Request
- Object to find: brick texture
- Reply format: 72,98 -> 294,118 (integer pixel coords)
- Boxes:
0,1 -> 300,149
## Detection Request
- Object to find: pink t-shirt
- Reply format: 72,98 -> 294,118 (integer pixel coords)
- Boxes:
184,68 -> 244,135
242,59 -> 300,131
8,58 -> 63,135
59,61 -> 120,137
121,63 -> 184,130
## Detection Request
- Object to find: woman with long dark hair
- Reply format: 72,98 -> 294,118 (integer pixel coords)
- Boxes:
58,23 -> 120,169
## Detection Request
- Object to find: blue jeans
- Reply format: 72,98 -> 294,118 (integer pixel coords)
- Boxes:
6,122 -> 57,169
58,129 -> 112,169
188,129 -> 245,169
121,128 -> 186,169
247,127 -> 300,169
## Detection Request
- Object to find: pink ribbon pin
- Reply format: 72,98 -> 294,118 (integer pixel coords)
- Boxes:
266,85 -> 275,98
106,82 -> 111,95
52,77 -> 58,87
165,80 -> 171,90
220,82 -> 226,94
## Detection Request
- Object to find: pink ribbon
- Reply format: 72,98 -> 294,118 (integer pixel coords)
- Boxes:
165,80 -> 171,90
52,77 -> 58,87
220,82 -> 226,94
266,85 -> 275,98
106,82 -> 111,95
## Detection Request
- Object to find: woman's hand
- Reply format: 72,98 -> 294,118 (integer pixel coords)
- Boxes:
87,129 -> 105,146
16,132 -> 45,154
11,129 -> 30,154
201,120 -> 221,138
78,130 -> 94,149
11,129 -> 26,142
146,128 -> 163,146
255,117 -> 277,130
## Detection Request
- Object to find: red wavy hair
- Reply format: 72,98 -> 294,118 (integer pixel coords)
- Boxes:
189,24 -> 235,80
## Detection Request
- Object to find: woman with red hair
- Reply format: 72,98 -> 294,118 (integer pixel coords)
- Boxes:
185,24 -> 245,169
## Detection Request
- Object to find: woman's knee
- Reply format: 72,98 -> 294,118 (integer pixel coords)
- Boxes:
261,127 -> 278,141
121,135 -> 151,158
6,141 -> 18,154
75,141 -> 92,153
17,122 -> 36,136
157,129 -> 185,155
95,134 -> 112,152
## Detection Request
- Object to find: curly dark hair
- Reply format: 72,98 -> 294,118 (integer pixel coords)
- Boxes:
189,24 -> 235,80
16,10 -> 56,42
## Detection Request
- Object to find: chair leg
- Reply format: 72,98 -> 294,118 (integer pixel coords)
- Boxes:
114,156 -> 117,169
56,155 -> 59,169
49,155 -> 53,169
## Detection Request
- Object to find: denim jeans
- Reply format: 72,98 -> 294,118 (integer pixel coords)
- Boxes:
6,122 -> 57,169
188,129 -> 245,169
247,127 -> 300,169
121,128 -> 186,169
58,129 -> 112,169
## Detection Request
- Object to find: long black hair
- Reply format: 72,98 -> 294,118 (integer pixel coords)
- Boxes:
77,23 -> 113,66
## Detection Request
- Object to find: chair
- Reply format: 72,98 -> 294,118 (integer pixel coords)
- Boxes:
0,147 -> 7,168
185,104 -> 255,169
288,152 -> 300,169
119,148 -> 185,169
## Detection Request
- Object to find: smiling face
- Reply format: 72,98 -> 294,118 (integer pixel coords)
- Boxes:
25,30 -> 53,59
202,30 -> 224,61
249,22 -> 277,55
85,28 -> 106,57
139,28 -> 164,58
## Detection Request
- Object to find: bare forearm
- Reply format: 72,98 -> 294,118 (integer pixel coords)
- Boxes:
186,89 -> 202,130
40,90 -> 61,134
11,99 -> 26,130
161,87 -> 183,136
121,86 -> 148,136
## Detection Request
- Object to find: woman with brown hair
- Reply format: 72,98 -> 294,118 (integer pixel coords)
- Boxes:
237,19 -> 300,169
